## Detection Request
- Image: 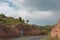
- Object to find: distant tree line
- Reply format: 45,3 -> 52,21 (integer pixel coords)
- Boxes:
0,14 -> 55,34
0,14 -> 29,25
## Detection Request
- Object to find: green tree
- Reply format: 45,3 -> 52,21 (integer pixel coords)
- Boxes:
0,14 -> 6,18
22,19 -> 25,23
19,17 -> 23,23
26,20 -> 29,23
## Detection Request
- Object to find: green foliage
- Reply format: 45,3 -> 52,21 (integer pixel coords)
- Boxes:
26,20 -> 29,23
19,17 -> 23,23
0,14 -> 6,18
0,14 -> 55,35
22,19 -> 25,23
0,14 -> 26,25
39,25 -> 54,34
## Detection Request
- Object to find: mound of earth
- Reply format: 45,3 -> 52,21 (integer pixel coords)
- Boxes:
15,24 -> 45,36
51,20 -> 60,39
0,23 -> 19,38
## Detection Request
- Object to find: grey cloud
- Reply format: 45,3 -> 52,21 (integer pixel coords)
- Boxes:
53,12 -> 60,19
23,0 -> 60,20
23,0 -> 60,11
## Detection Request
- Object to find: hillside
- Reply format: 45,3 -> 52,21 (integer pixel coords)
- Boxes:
0,14 -> 54,38
0,23 -> 19,38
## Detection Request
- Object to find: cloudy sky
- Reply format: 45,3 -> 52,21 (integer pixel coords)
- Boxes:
0,0 -> 60,25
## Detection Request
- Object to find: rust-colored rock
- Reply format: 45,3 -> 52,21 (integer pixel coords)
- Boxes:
0,24 -> 19,38
50,20 -> 60,39
15,24 -> 41,36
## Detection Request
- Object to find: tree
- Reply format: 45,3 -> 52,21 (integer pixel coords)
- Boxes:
0,14 -> 6,18
19,17 -> 23,23
8,17 -> 14,19
26,20 -> 29,23
22,19 -> 25,23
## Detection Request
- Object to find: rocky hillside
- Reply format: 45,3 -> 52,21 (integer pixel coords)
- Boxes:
0,23 -> 19,38
15,24 -> 46,36
51,20 -> 60,39
0,23 -> 48,38
0,14 -> 52,38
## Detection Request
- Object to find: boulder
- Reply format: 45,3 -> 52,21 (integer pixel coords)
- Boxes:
15,24 -> 42,36
50,20 -> 60,39
0,24 -> 19,38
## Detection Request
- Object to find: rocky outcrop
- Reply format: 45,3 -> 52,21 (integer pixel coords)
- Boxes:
15,24 -> 44,36
0,23 -> 47,38
50,20 -> 60,39
0,24 -> 19,38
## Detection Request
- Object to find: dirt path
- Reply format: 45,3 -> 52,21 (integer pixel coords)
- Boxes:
0,35 -> 47,40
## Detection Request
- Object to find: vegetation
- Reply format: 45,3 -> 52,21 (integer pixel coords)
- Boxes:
40,25 -> 54,34
0,14 -> 28,25
0,14 -> 55,35
42,36 -> 59,40
26,20 -> 29,23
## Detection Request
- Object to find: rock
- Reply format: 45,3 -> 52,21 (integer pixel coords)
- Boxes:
15,24 -> 41,36
0,23 -> 19,38
50,20 -> 60,39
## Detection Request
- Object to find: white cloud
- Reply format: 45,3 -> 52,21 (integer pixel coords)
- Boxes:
7,0 -> 24,6
14,0 -> 24,3
0,1 -> 28,18
0,2 -> 18,17
16,10 -> 29,18
26,11 -> 53,19
0,2 -> 53,19
0,0 -> 59,25
0,1 -> 54,20
52,12 -> 60,19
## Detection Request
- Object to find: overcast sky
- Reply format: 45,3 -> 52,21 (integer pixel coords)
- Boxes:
0,0 -> 60,25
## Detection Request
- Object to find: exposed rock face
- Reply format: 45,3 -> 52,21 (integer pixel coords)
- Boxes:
15,24 -> 41,36
51,20 -> 60,39
0,24 -> 19,38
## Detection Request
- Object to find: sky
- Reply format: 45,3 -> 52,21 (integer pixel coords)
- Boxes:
0,0 -> 60,25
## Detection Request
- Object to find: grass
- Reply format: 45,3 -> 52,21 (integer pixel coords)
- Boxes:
42,36 -> 59,40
